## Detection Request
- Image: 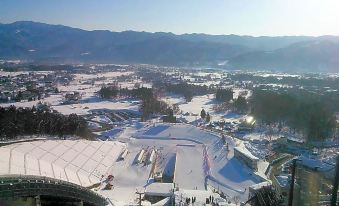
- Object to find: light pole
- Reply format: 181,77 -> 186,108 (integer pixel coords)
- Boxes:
330,156 -> 339,206
288,158 -> 297,206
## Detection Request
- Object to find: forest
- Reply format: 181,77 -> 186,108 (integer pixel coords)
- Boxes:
153,82 -> 211,102
250,89 -> 337,141
0,106 -> 91,140
99,85 -> 175,121
215,88 -> 234,102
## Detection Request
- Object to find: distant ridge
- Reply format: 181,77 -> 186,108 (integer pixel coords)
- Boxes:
1,21 -> 339,72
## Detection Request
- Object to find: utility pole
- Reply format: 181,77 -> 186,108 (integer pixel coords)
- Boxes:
136,190 -> 144,206
331,156 -> 339,206
288,158 -> 297,206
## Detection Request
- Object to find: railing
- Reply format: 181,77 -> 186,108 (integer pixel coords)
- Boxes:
0,174 -> 108,206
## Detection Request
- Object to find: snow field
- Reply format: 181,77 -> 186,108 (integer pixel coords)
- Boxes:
51,101 -> 139,115
133,124 -> 263,202
174,145 -> 206,190
175,94 -> 245,123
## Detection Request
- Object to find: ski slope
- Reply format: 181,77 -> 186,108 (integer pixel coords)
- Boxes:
136,123 -> 263,202
0,123 -> 266,205
174,144 -> 205,190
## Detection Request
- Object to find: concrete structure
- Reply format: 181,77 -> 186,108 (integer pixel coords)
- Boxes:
234,147 -> 259,171
0,174 -> 107,206
248,181 -> 272,199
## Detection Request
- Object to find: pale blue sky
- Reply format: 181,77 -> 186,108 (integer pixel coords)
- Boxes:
1,0 -> 339,36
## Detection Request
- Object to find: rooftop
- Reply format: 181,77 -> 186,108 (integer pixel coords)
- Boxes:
0,140 -> 126,187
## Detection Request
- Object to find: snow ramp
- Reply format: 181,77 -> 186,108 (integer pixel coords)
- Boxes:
174,144 -> 206,190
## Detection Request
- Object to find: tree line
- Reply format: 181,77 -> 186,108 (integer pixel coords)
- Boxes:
250,89 -> 337,141
153,82 -> 212,102
99,85 -> 176,122
229,73 -> 339,91
215,88 -> 233,102
0,106 -> 91,140
98,85 -> 153,100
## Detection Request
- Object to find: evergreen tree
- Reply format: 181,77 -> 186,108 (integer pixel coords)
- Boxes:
99,86 -> 119,99
206,113 -> 211,122
0,105 -> 92,140
247,186 -> 283,206
233,96 -> 248,113
215,89 -> 233,102
200,109 -> 206,119
250,89 -> 337,141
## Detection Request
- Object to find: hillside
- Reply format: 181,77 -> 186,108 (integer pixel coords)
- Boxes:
228,40 -> 339,72
0,21 -> 248,66
1,21 -> 339,72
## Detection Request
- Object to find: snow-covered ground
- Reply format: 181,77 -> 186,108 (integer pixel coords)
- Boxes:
0,70 -> 53,77
94,128 -> 124,140
174,144 -> 205,190
178,95 -> 215,116
0,123 -> 260,205
97,143 -> 153,205
0,93 -> 265,206
0,69 -> 280,205
174,189 -> 236,206
73,71 -> 134,81
132,124 -> 264,202
161,94 -> 185,105
0,70 -> 141,117
0,94 -> 64,108
88,121 -> 102,129
52,101 -> 139,115
166,94 -> 245,123
91,115 -> 114,125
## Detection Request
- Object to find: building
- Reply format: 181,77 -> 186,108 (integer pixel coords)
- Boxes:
64,91 -> 81,104
234,146 -> 259,171
145,182 -> 174,203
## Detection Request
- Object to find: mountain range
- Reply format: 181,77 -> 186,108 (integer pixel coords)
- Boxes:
1,21 -> 339,72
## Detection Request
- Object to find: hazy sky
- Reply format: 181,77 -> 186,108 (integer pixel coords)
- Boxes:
1,0 -> 339,36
